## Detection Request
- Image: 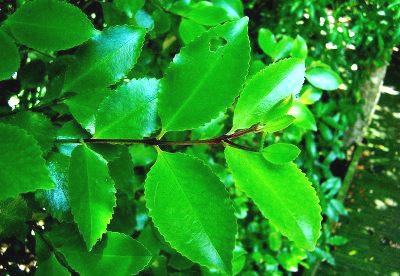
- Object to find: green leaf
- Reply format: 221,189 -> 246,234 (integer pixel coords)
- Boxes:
264,94 -> 294,122
213,0 -> 243,17
5,0 -> 96,51
291,35 -> 308,59
108,147 -> 141,195
63,26 -> 145,93
1,111 -> 55,154
258,28 -> 276,57
225,147 -> 322,251
288,101 -> 317,131
59,232 -> 152,276
264,115 -> 295,133
0,197 -> 30,238
261,143 -> 301,164
36,153 -> 71,222
183,2 -> 232,26
232,58 -> 305,131
0,123 -> 54,200
129,144 -> 157,167
306,67 -> 342,91
68,144 -> 116,250
272,36 -> 293,61
36,254 -> 69,276
145,151 -> 236,273
159,17 -> 250,132
179,18 -> 207,44
0,30 -> 20,81
94,78 -> 158,138
299,85 -> 322,105
65,89 -> 110,134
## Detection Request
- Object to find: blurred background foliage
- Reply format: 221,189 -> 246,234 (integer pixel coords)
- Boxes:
0,0 -> 399,274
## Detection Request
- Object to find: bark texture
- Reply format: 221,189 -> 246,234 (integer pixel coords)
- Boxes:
345,64 -> 388,146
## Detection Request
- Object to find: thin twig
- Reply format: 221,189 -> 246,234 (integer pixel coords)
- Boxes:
56,125 -> 261,151
32,224 -> 75,274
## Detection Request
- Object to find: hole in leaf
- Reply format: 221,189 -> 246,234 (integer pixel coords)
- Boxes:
209,37 -> 228,52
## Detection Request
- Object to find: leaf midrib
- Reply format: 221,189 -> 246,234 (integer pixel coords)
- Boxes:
250,158 -> 310,244
162,49 -> 225,131
64,30 -> 142,92
157,153 -> 227,271
235,63 -> 301,128
94,95 -> 157,138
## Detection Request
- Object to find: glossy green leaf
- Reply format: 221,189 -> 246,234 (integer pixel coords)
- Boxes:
94,78 -> 158,138
59,232 -> 152,276
264,94 -> 294,122
232,58 -> 305,131
5,0 -> 96,51
159,17 -> 250,132
69,144 -> 116,250
65,89 -> 110,134
0,123 -> 54,200
299,85 -> 322,105
184,1 -> 232,26
288,101 -> 317,131
306,67 -> 342,91
37,153 -> 71,222
272,36 -> 293,61
0,30 -> 20,81
261,143 -> 301,164
145,151 -> 236,273
291,35 -> 308,59
1,111 -> 55,154
213,0 -> 243,18
225,147 -> 322,251
258,28 -> 276,57
264,115 -> 295,133
108,147 -> 141,195
63,26 -> 145,93
36,254 -> 69,276
179,18 -> 207,44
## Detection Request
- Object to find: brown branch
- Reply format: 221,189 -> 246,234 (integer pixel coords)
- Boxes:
56,125 -> 261,151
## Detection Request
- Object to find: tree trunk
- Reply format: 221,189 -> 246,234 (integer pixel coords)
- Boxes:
345,64 -> 388,146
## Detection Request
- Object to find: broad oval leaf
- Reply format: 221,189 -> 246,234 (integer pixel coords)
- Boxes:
63,26 -> 146,93
261,143 -> 301,164
264,115 -> 295,133
1,111 -> 55,155
0,30 -> 20,81
36,153 -> 71,222
179,18 -> 207,44
0,124 -> 54,200
159,17 -> 250,133
5,0 -> 96,51
225,147 -> 321,251
65,89 -> 110,134
184,2 -> 233,26
305,67 -> 342,91
59,232 -> 152,276
94,78 -> 159,138
69,144 -> 116,251
288,101 -> 317,131
145,151 -> 236,273
232,58 -> 305,131
299,85 -> 322,105
291,35 -> 308,59
258,28 -> 276,58
36,254 -> 69,276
